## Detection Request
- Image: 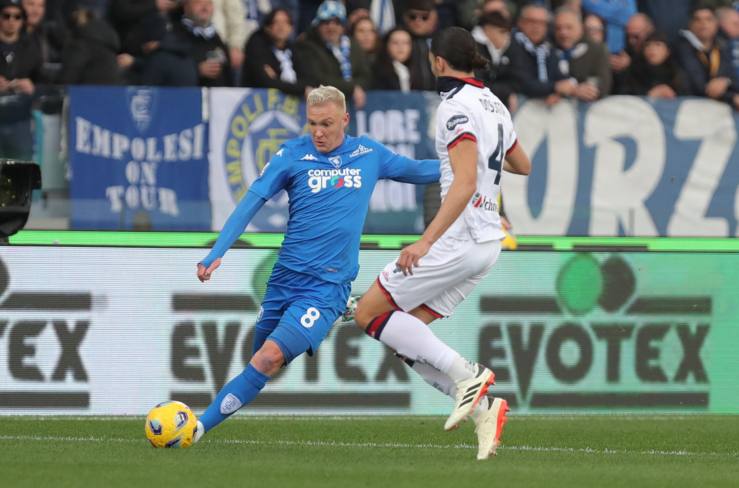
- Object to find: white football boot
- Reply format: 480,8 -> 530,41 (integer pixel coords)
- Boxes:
444,364 -> 495,431
472,397 -> 509,460
193,420 -> 205,444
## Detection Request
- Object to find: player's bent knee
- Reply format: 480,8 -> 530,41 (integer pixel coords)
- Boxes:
250,341 -> 284,376
354,302 -> 373,329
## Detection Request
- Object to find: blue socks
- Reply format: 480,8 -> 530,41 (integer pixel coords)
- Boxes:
199,363 -> 270,432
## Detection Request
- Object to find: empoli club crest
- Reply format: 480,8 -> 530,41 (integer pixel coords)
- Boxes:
222,89 -> 305,203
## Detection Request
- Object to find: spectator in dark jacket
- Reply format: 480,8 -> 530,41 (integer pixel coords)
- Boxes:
241,8 -> 309,96
59,7 -> 123,84
675,4 -> 739,109
623,32 -> 687,97
472,12 -> 519,109
108,0 -> 179,55
610,13 -> 654,93
400,0 -> 437,91
22,0 -> 66,83
508,3 -> 575,104
371,26 -> 414,91
0,0 -> 41,160
554,7 -> 612,100
171,0 -> 233,87
120,11 -> 198,86
295,0 -> 370,107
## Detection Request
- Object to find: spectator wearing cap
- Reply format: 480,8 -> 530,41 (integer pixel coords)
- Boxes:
472,11 -> 519,109
554,7 -> 612,101
0,0 -> 41,161
717,6 -> 739,80
401,0 -> 438,91
675,4 -> 739,110
241,7 -> 309,96
171,0 -> 233,87
508,3 -> 575,104
59,6 -> 124,85
295,0 -> 370,108
623,32 -> 687,98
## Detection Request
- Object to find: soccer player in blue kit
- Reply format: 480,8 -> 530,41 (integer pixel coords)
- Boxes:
191,85 -> 440,441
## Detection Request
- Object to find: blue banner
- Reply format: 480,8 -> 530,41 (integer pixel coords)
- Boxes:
69,86 -> 210,230
352,91 -> 437,234
506,97 -> 739,237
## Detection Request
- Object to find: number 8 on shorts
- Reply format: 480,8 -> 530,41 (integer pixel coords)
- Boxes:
300,307 -> 321,328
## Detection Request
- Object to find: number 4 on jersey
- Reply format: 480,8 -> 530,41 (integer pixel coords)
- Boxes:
487,123 -> 504,186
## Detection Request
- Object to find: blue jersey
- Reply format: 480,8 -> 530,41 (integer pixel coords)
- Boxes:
204,134 -> 439,284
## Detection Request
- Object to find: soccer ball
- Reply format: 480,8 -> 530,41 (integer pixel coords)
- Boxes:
144,400 -> 198,448
335,295 -> 359,325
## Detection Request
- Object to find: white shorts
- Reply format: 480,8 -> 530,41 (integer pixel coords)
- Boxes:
377,234 -> 501,318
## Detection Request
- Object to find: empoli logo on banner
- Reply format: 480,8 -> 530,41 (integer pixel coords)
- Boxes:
127,88 -> 157,133
222,89 -> 302,202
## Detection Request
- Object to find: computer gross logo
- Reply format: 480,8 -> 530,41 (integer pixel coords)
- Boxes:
0,257 -> 93,410
307,168 -> 363,193
478,254 -> 710,412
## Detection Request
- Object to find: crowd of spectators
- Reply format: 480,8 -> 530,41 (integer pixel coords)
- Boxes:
4,0 -> 739,102
2,0 -> 739,160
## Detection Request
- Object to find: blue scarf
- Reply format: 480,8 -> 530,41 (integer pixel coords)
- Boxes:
327,35 -> 353,81
182,17 -> 217,39
514,31 -> 550,83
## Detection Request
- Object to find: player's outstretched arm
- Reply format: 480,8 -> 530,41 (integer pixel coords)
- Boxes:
197,191 -> 266,282
379,148 -> 440,184
396,139 -> 477,275
503,142 -> 531,176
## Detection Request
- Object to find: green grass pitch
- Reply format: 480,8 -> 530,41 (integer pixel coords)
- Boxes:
1,415 -> 738,487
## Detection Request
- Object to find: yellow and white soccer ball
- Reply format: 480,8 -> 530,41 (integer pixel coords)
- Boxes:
144,400 -> 198,448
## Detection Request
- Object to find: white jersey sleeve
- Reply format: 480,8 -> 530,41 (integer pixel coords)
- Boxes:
437,100 -> 479,150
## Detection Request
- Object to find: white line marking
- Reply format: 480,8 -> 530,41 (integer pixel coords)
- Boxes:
0,414 -> 725,422
0,434 -> 736,459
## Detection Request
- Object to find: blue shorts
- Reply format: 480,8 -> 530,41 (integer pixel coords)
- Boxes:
253,264 -> 350,363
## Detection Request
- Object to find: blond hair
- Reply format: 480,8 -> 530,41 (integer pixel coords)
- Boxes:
306,85 -> 346,112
